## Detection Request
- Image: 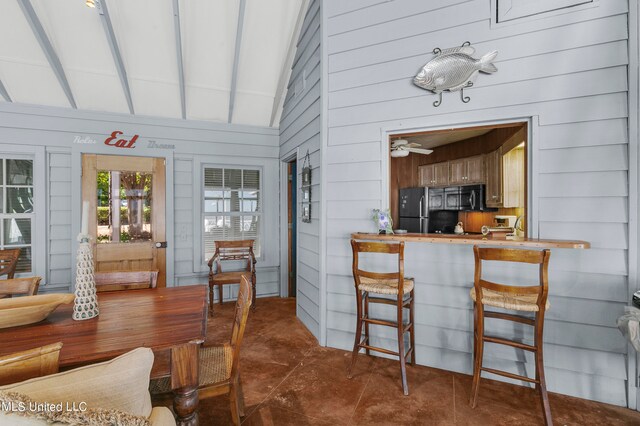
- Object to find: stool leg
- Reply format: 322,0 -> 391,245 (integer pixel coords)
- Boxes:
409,290 -> 415,365
364,292 -> 370,356
209,283 -> 214,316
218,283 -> 224,305
397,298 -> 409,396
348,290 -> 364,379
535,311 -> 553,426
470,301 -> 484,408
251,272 -> 257,311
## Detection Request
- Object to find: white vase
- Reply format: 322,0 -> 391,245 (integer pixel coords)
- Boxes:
73,239 -> 99,320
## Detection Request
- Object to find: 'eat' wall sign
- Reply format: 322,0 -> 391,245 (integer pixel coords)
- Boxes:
104,130 -> 138,148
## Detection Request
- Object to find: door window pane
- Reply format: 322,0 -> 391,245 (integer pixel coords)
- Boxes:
97,170 -> 153,243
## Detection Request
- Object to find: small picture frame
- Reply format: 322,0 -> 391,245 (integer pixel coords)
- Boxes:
302,187 -> 311,202
372,209 -> 394,234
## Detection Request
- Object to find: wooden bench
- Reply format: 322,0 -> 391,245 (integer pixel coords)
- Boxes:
94,270 -> 159,292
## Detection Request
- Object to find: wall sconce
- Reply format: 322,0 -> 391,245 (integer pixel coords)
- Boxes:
301,151 -> 312,223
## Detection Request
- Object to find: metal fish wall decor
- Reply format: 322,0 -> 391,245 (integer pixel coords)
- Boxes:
413,42 -> 498,107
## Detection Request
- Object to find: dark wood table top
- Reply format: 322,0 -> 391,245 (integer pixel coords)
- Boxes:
0,285 -> 208,368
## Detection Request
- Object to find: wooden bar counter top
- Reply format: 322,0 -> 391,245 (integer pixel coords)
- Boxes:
351,232 -> 590,249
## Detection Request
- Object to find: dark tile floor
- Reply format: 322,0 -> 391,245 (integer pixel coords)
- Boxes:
154,297 -> 640,425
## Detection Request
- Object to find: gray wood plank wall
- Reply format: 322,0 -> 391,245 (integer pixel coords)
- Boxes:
323,0 -> 630,405
0,103 -> 281,303
280,0 -> 322,340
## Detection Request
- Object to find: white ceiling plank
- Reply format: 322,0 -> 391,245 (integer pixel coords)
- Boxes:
95,0 -> 134,114
16,0 -> 77,109
269,0 -> 309,127
180,0 -> 237,122
228,0 -> 247,123
0,80 -> 11,102
173,0 -> 186,119
107,0 -> 180,118
233,0 -> 300,126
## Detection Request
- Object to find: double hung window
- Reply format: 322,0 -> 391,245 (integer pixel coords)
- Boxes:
203,167 -> 261,263
0,158 -> 34,273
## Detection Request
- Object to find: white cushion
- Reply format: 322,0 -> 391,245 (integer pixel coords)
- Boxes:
0,347 -> 154,418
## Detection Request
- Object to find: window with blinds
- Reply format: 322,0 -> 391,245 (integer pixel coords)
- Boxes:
203,167 -> 261,263
0,158 -> 34,273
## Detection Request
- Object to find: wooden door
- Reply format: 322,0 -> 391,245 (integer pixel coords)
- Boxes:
82,155 -> 167,287
466,155 -> 485,183
448,159 -> 465,185
485,148 -> 503,207
433,162 -> 449,186
287,161 -> 296,297
419,165 -> 434,186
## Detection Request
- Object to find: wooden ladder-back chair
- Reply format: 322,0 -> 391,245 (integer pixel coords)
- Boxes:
151,275 -> 252,425
94,270 -> 159,292
0,342 -> 63,386
207,240 -> 256,315
0,248 -> 21,279
469,246 -> 552,425
0,277 -> 41,298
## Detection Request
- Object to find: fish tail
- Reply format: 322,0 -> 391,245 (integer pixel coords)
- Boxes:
478,50 -> 498,73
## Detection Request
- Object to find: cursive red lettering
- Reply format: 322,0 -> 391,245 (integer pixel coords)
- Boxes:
104,131 -> 122,146
126,134 -> 138,148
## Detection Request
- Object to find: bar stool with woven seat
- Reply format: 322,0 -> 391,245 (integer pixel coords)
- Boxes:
469,245 -> 552,425
347,239 -> 415,395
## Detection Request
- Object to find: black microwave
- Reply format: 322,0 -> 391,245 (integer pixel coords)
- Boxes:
459,184 -> 491,211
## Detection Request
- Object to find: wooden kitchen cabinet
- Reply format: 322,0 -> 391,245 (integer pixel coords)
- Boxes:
466,155 -> 484,183
485,147 -> 503,207
419,162 -> 448,187
448,155 -> 484,185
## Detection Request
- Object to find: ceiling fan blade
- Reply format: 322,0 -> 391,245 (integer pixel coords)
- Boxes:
391,139 -> 409,148
406,147 -> 433,155
406,143 -> 421,148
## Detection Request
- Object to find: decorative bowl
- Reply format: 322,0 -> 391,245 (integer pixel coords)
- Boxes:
0,293 -> 74,329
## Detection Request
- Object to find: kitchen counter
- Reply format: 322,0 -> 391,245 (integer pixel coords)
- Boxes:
351,232 -> 590,249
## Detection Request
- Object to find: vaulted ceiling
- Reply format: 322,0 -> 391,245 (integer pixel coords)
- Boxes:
0,0 -> 308,127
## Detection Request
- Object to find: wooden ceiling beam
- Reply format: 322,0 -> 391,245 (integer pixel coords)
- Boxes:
95,0 -> 134,115
17,0 -> 77,109
228,0 -> 246,123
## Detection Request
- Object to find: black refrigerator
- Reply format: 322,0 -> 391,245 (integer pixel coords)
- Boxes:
398,187 -> 429,233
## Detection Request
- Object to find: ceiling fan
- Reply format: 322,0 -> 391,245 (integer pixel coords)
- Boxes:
390,139 -> 433,157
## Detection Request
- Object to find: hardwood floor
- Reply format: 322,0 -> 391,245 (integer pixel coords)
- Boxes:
153,297 -> 640,425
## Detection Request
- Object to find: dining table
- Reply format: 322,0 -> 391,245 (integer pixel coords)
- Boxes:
0,284 -> 208,426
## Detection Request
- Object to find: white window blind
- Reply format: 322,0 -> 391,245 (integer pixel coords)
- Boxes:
203,167 -> 260,263
0,158 -> 34,273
